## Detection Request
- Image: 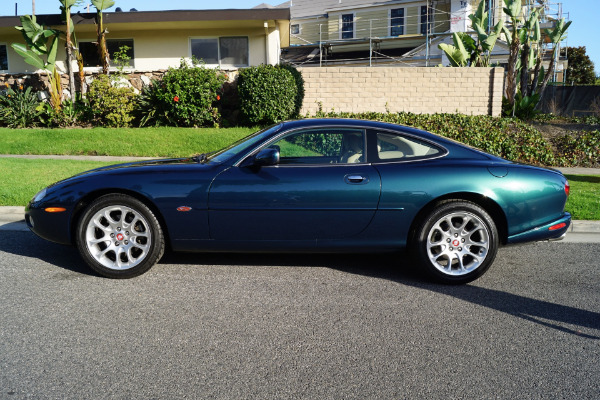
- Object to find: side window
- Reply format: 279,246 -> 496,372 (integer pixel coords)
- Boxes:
0,44 -> 8,71
80,39 -> 134,68
268,129 -> 365,165
376,132 -> 440,161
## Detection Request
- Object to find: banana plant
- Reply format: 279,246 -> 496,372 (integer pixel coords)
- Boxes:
438,33 -> 474,67
60,0 -> 83,100
11,15 -> 62,110
519,9 -> 540,97
91,0 -> 115,75
538,18 -> 571,99
502,0 -> 523,108
438,0 -> 503,67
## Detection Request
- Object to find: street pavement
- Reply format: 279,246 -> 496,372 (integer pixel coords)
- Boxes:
0,231 -> 598,399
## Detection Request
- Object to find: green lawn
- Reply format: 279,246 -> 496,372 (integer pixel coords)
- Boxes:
0,127 -> 255,157
564,175 -> 600,221
1,158 -> 597,220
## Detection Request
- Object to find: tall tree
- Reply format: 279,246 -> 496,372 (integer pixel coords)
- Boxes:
565,46 -> 596,85
60,0 -> 82,100
91,0 -> 115,75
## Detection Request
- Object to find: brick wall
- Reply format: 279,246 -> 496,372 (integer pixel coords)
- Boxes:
298,67 -> 504,116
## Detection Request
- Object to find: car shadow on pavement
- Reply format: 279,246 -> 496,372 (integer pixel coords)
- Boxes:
0,231 -> 93,276
3,232 -> 598,339
162,250 -> 600,339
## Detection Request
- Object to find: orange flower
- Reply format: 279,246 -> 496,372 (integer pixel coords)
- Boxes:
173,96 -> 179,102
216,95 -> 221,101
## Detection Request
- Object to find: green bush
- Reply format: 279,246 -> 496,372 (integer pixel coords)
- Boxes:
552,130 -> 600,167
238,65 -> 298,125
138,59 -> 226,127
85,74 -> 137,127
279,64 -> 305,118
0,83 -> 44,128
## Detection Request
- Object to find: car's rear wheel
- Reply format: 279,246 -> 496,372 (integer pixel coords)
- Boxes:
411,200 -> 498,284
76,194 -> 164,278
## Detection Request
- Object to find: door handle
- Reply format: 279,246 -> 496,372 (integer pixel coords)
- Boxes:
345,174 -> 369,184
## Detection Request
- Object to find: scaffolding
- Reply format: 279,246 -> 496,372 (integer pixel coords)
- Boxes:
283,0 -> 569,69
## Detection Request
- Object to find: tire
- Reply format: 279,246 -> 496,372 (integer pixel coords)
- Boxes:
411,200 -> 499,284
76,194 -> 165,278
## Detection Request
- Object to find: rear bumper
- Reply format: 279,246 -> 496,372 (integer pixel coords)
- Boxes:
507,212 -> 571,245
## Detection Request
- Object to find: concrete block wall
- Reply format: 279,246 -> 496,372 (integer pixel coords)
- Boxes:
297,67 -> 504,117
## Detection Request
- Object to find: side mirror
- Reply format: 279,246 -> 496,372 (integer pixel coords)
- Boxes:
253,148 -> 280,167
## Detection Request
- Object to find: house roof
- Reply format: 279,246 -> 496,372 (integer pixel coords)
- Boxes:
0,8 -> 290,30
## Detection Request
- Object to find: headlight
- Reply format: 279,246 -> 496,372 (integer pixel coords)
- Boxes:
33,187 -> 47,203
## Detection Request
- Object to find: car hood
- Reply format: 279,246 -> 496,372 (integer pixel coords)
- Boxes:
47,157 -> 207,189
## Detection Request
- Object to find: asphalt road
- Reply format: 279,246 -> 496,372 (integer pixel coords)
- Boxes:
0,231 -> 598,399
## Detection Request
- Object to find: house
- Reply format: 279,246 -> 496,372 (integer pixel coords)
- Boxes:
279,0 -> 567,78
0,8 -> 290,75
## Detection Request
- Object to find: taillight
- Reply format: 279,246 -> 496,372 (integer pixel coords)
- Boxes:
565,180 -> 570,197
549,222 -> 567,231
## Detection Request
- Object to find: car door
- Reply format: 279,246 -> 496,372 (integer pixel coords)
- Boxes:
208,128 -> 381,241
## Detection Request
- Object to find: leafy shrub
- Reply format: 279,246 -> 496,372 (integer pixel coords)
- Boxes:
85,74 -> 137,127
238,65 -> 298,125
138,59 -> 226,127
279,64 -> 305,118
552,130 -> 600,167
0,83 -> 44,128
40,97 -> 87,128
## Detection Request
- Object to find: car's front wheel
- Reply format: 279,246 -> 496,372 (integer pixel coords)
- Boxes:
411,200 -> 498,284
76,194 -> 165,278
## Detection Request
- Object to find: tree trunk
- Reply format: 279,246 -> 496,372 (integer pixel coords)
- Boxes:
504,33 -> 520,109
539,47 -> 557,101
519,42 -> 530,97
65,15 -> 76,101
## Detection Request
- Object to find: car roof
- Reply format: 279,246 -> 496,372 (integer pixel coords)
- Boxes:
280,118 -> 442,141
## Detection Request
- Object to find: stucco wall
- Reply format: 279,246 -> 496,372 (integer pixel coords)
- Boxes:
298,66 -> 504,116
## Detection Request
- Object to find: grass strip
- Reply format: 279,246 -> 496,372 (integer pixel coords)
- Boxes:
0,127 -> 254,158
0,159 -> 114,206
1,159 -> 597,220
564,175 -> 600,221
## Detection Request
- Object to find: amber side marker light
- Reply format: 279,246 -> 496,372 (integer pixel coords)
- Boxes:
549,222 -> 567,231
44,207 -> 66,213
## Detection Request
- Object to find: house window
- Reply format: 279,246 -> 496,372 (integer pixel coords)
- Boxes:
390,8 -> 404,36
0,44 -> 8,71
291,24 -> 300,35
190,37 -> 249,67
79,39 -> 134,68
420,5 -> 433,35
341,14 -> 354,39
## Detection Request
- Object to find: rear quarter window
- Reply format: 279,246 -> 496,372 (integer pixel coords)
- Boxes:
375,132 -> 442,162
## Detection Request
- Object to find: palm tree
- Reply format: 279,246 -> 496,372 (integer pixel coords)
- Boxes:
32,0 -> 35,16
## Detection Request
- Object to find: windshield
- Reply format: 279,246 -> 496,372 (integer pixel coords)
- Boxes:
207,124 -> 282,164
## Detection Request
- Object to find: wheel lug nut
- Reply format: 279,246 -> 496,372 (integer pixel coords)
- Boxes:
115,241 -> 120,246
125,231 -> 129,236
447,239 -> 451,243
462,238 -> 465,242
117,227 -> 121,231
454,233 -> 458,237
124,241 -> 129,245
450,247 -> 454,251
458,247 -> 462,251
110,233 -> 115,238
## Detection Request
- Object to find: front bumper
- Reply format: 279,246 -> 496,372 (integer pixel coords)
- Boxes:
25,203 -> 73,245
507,212 -> 571,245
